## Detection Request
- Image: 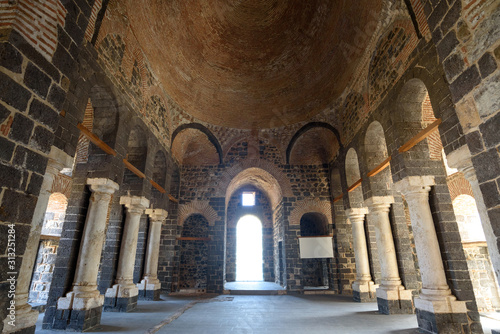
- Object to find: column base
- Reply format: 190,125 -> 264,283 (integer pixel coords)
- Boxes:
2,306 -> 38,334
414,297 -> 468,334
352,280 -> 378,302
53,291 -> 104,331
104,284 -> 139,312
2,326 -> 36,334
376,286 -> 414,314
52,306 -> 103,331
138,289 -> 161,301
137,278 -> 161,300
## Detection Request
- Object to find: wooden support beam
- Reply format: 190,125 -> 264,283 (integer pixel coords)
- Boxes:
347,179 -> 362,193
77,123 -> 117,156
123,159 -> 145,178
332,193 -> 343,203
168,194 -> 179,203
176,237 -> 211,241
398,118 -> 442,153
150,179 -> 166,193
367,156 -> 392,177
40,234 -> 61,240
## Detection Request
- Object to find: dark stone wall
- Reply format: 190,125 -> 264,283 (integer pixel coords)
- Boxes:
178,214 -> 209,290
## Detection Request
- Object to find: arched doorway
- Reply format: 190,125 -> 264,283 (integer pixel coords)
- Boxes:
236,215 -> 264,281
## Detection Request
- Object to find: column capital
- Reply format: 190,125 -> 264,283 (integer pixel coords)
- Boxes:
87,178 -> 119,194
365,196 -> 394,213
145,208 -> 168,222
345,207 -> 368,222
394,176 -> 434,197
120,195 -> 149,214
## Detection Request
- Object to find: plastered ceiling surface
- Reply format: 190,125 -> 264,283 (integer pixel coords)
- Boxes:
127,0 -> 382,129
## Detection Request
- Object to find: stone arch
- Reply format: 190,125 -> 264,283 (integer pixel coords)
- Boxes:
41,192 -> 68,236
51,174 -> 72,199
150,149 -> 167,207
447,174 -> 474,201
171,123 -> 223,164
393,77 -> 449,168
126,124 -> 148,172
286,122 -> 342,164
218,159 -> 293,201
288,200 -> 333,227
87,83 -> 120,154
178,200 -> 219,227
363,121 -> 391,193
330,168 -> 343,199
345,148 -> 363,207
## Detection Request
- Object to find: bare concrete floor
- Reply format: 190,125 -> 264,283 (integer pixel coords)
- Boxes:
35,295 -> 500,334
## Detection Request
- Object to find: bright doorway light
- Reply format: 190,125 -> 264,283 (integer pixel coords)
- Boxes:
236,215 -> 263,281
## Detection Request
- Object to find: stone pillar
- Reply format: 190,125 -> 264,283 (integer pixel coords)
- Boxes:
394,176 -> 467,333
447,146 -> 500,284
365,196 -> 413,314
346,208 -> 377,302
104,196 -> 149,312
137,208 -> 168,300
2,147 -> 73,334
56,178 -> 119,331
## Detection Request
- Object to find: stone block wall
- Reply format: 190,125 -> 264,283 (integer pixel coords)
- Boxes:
28,239 -> 59,305
464,243 -> 500,312
178,214 -> 209,290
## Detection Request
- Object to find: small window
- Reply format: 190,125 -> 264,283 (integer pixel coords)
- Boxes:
242,192 -> 255,206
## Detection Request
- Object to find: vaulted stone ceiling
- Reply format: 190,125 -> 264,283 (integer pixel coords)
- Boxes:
127,0 -> 382,129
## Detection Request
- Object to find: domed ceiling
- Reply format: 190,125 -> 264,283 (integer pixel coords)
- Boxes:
127,0 -> 382,129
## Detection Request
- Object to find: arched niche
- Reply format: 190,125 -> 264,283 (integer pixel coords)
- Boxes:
300,212 -> 329,237
178,214 -> 209,291
89,85 -> 120,151
395,78 -> 442,161
123,125 -> 148,191
150,150 -> 167,207
300,212 -> 330,288
364,121 -> 391,193
345,148 -> 363,206
171,123 -> 222,165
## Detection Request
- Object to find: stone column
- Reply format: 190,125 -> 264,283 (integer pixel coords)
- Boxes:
346,208 -> 377,302
56,178 -> 119,331
394,176 -> 467,333
365,196 -> 413,314
104,196 -> 149,312
447,146 -> 500,284
2,147 -> 73,334
137,208 -> 168,300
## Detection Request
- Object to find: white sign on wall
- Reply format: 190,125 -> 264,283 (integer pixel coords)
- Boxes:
299,236 -> 334,259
